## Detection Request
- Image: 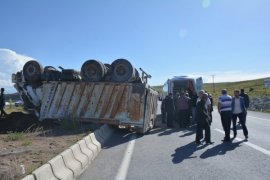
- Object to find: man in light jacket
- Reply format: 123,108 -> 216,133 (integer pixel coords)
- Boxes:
231,89 -> 248,140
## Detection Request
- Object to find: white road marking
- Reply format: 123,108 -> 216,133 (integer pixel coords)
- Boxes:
214,128 -> 270,156
247,115 -> 269,121
114,134 -> 136,180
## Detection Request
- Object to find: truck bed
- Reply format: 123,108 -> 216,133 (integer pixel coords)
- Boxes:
40,81 -> 158,131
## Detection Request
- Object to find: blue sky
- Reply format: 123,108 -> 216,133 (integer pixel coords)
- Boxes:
0,0 -> 270,93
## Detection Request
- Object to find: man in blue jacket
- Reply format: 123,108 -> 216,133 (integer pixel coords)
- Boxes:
231,89 -> 248,140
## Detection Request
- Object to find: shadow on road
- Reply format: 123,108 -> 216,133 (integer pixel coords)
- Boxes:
171,142 -> 207,164
200,140 -> 245,159
158,128 -> 180,136
102,128 -> 141,149
179,126 -> 196,137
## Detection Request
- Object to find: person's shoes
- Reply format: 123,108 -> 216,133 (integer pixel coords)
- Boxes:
206,141 -> 214,145
195,141 -> 202,145
245,135 -> 248,140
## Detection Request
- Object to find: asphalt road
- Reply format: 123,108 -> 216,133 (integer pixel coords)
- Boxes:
79,107 -> 270,180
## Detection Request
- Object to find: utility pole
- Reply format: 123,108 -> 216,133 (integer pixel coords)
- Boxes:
212,75 -> 215,93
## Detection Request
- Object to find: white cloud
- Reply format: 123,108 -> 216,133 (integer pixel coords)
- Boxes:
0,49 -> 34,93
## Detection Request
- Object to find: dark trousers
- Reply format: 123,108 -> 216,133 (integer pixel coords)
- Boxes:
220,111 -> 232,141
166,111 -> 174,127
161,110 -> 166,123
232,112 -> 248,136
0,108 -> 7,117
196,123 -> 211,143
178,109 -> 189,128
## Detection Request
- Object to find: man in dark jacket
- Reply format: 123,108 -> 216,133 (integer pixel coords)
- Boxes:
239,89 -> 250,123
240,89 -> 250,109
0,88 -> 7,117
161,98 -> 166,124
164,93 -> 175,128
175,91 -> 190,128
195,93 -> 213,145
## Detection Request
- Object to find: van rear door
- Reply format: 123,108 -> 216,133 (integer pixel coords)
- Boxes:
195,77 -> 203,93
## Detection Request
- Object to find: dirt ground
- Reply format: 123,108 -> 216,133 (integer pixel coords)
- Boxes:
0,112 -> 99,180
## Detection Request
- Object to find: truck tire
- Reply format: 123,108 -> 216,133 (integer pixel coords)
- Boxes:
111,59 -> 136,82
81,60 -> 106,82
23,60 -> 44,82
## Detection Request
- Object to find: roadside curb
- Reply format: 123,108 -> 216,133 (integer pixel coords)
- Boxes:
21,124 -> 115,180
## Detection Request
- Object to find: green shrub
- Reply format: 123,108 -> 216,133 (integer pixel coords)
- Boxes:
6,132 -> 25,141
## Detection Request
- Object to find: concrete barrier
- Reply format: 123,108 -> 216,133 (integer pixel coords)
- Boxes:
89,133 -> 101,152
77,140 -> 94,163
60,149 -> 82,177
83,136 -> 98,159
32,164 -> 58,180
70,144 -> 89,169
48,155 -> 74,180
21,174 -> 35,180
22,124 -> 115,180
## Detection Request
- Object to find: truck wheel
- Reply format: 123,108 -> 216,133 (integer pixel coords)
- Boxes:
23,60 -> 44,82
81,60 -> 106,82
111,59 -> 136,82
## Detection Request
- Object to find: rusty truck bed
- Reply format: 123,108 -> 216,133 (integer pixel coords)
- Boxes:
40,81 -> 158,130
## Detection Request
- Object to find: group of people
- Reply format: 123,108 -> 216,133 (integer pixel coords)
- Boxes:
217,89 -> 249,142
161,90 -> 204,128
0,88 -> 7,117
161,88 -> 250,145
161,89 -> 213,129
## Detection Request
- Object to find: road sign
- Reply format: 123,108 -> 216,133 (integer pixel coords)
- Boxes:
264,78 -> 270,88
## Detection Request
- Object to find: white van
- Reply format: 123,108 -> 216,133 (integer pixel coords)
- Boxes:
162,76 -> 203,98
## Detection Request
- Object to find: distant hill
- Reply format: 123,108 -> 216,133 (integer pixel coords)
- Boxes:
152,78 -> 270,112
203,78 -> 270,99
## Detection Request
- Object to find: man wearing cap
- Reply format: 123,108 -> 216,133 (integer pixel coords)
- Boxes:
0,88 -> 7,117
218,89 -> 232,142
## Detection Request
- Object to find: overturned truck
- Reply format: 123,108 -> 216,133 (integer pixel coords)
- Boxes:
12,59 -> 158,134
